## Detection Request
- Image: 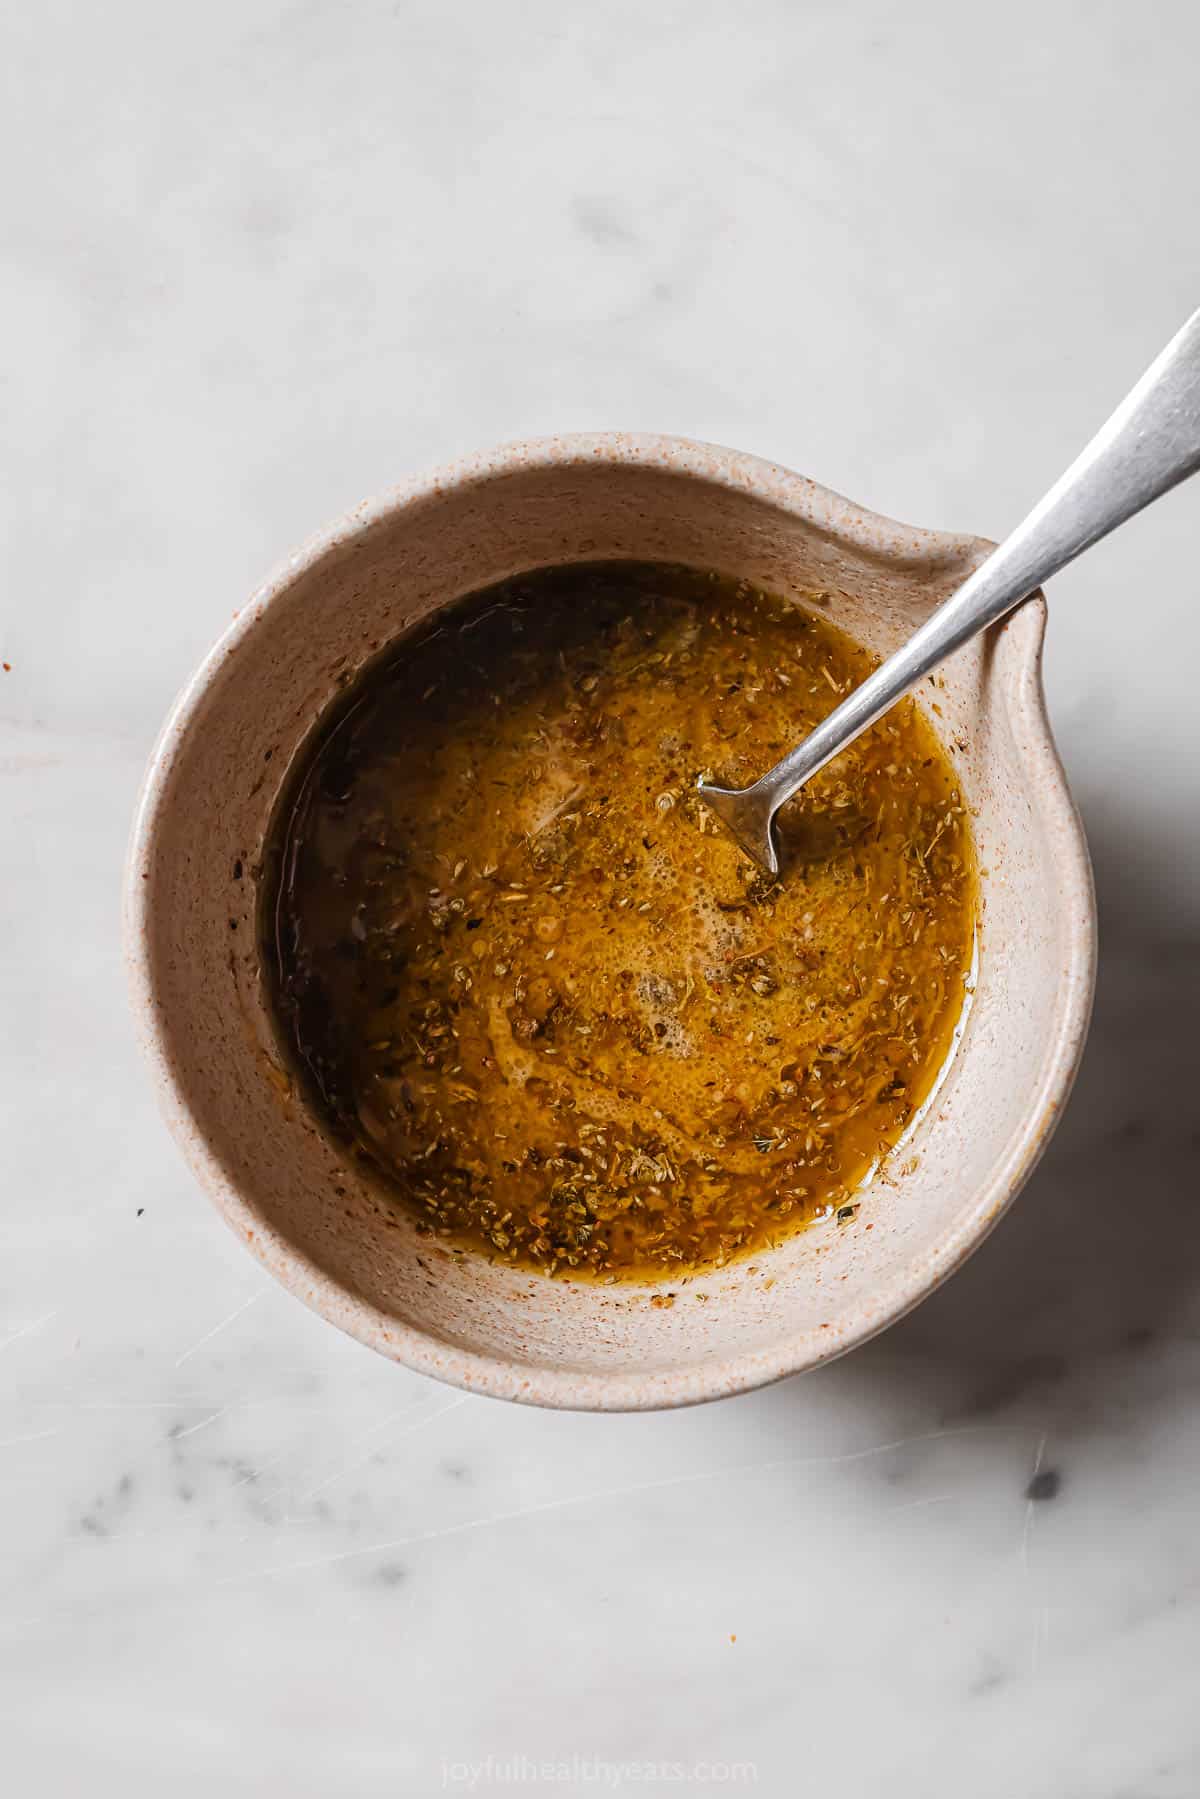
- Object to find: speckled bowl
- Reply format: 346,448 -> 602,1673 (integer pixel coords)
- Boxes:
125,435 -> 1095,1410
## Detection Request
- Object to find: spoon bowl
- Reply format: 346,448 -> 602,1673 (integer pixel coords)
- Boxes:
693,778 -> 784,876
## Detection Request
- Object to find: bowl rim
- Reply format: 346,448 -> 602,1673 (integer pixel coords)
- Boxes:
124,431 -> 1097,1410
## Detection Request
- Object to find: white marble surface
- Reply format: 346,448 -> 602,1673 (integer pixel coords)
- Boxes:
3,3 -> 1200,1793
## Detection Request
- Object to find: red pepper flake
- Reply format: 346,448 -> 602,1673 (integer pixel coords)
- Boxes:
2,662 -> 11,672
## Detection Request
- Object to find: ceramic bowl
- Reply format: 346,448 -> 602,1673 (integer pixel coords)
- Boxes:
124,435 -> 1096,1410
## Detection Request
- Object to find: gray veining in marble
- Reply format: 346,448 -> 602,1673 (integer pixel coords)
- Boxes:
2,3 -> 1199,1794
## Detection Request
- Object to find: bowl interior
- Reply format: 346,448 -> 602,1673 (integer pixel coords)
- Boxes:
128,440 -> 1093,1407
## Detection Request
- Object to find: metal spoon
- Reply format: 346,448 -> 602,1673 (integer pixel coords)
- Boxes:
698,307 -> 1200,875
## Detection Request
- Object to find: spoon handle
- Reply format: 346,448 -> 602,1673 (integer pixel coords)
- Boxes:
758,305 -> 1200,808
